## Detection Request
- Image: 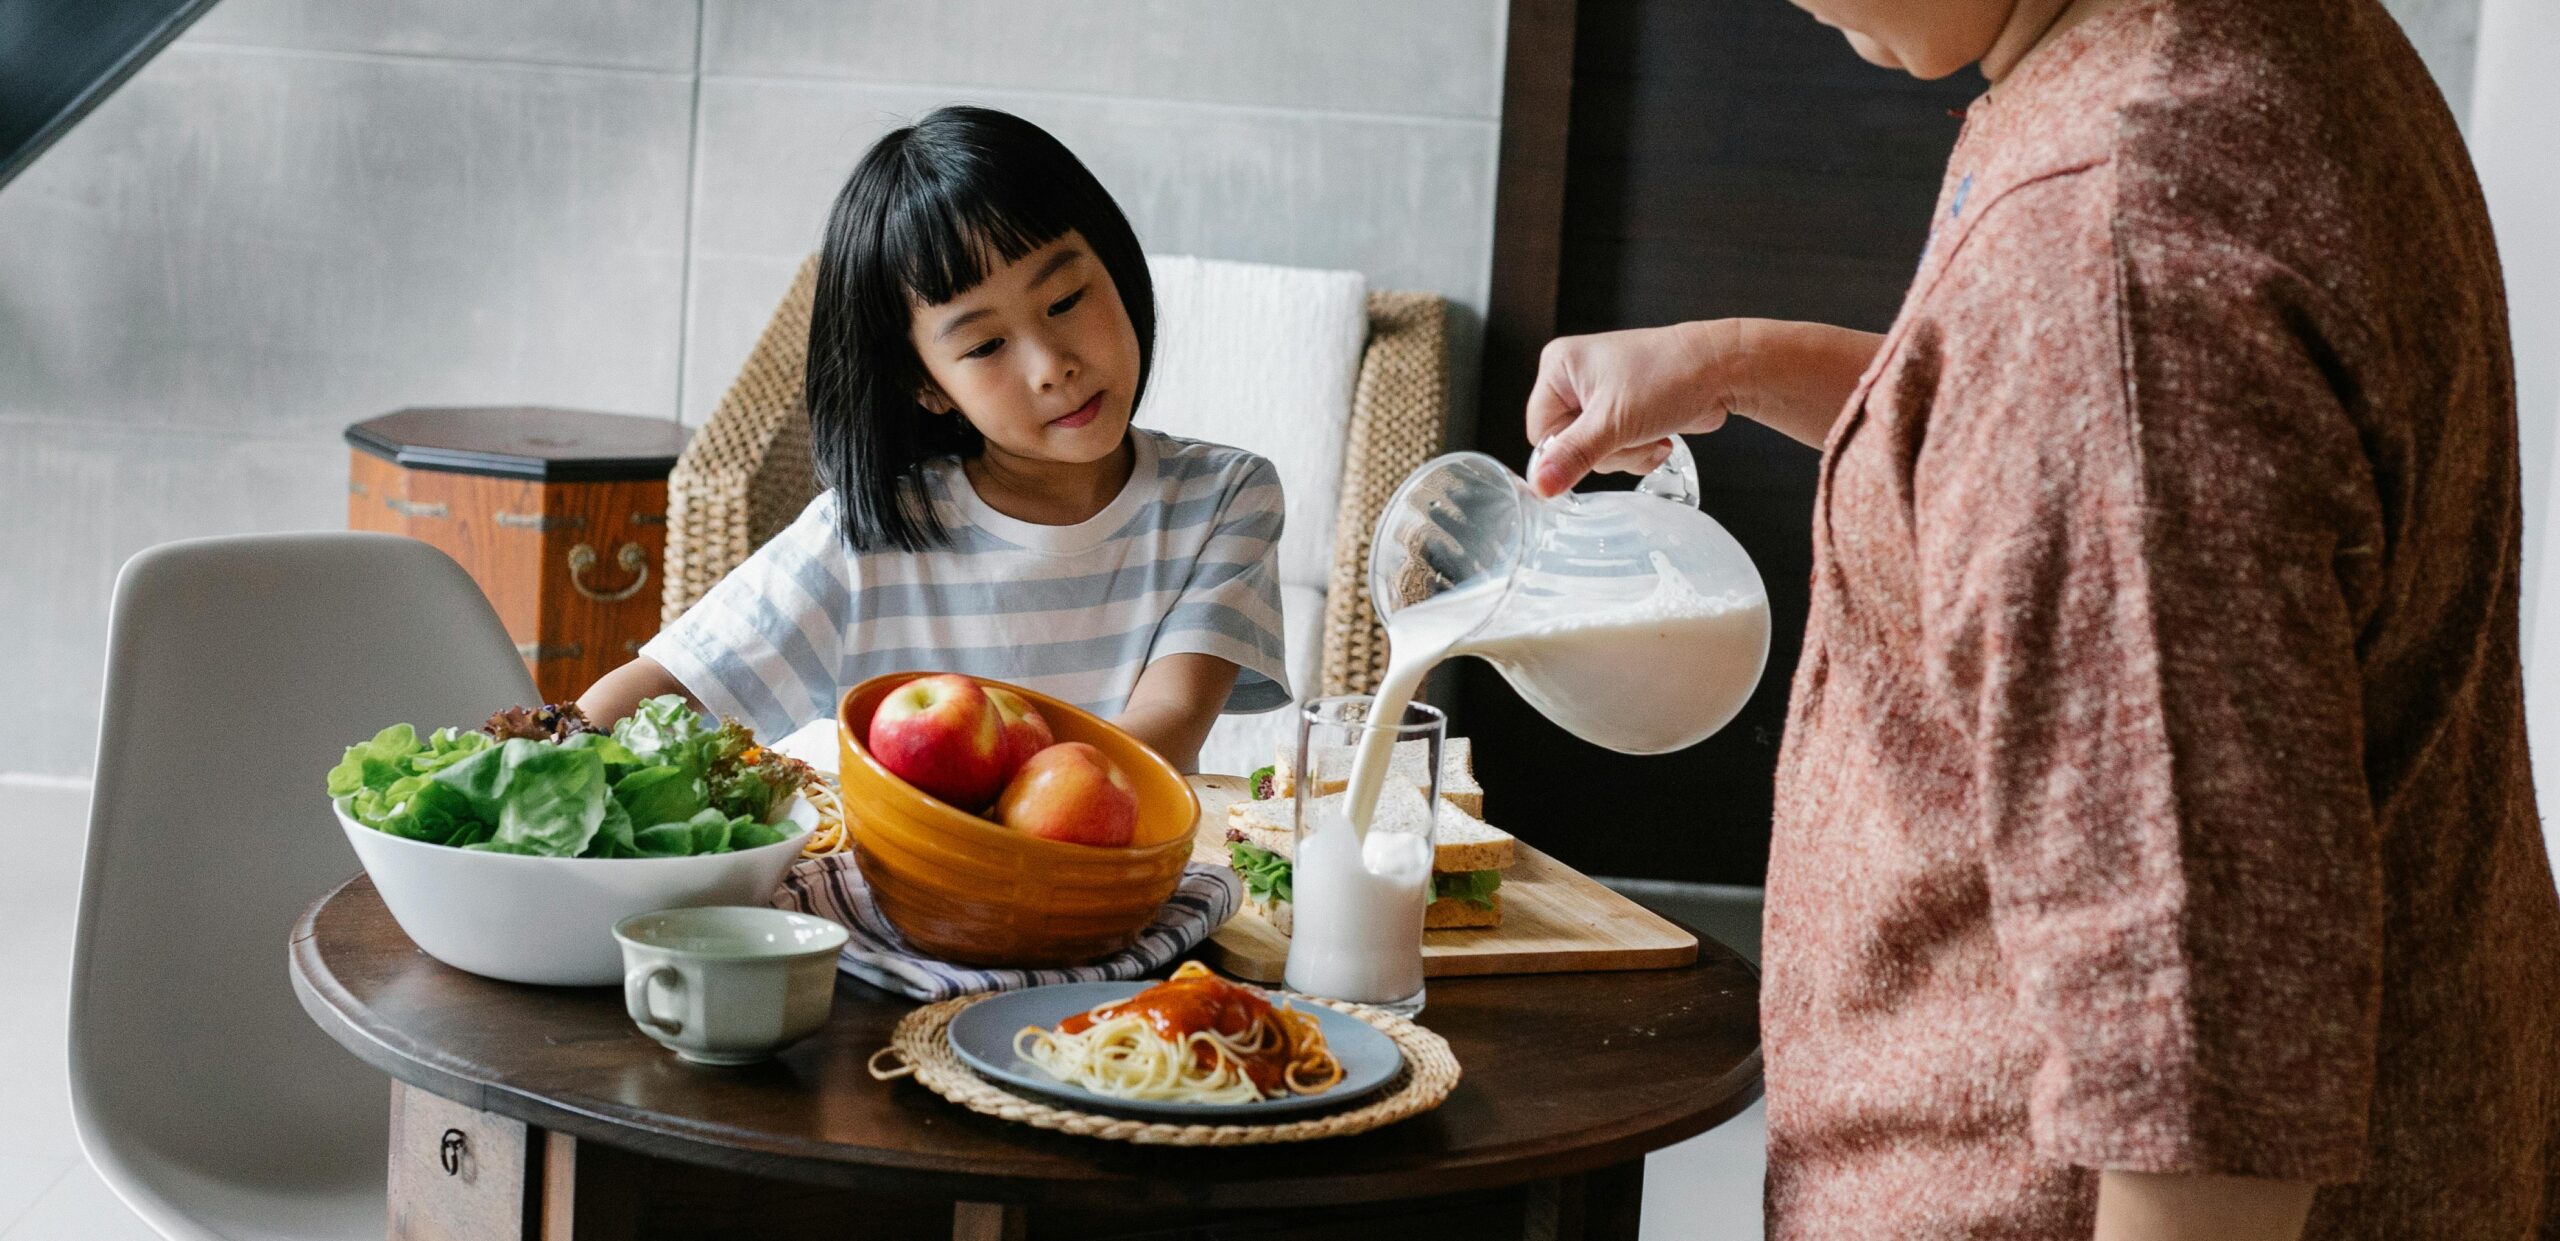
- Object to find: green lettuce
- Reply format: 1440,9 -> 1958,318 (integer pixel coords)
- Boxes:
326,696 -> 802,859
1432,869 -> 1503,910
1227,840 -> 1293,905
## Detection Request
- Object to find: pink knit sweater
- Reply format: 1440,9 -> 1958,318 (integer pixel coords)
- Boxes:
1762,1 -> 2560,1235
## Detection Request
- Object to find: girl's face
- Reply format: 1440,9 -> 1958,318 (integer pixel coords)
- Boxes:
1789,0 -> 2018,79
908,229 -> 1141,470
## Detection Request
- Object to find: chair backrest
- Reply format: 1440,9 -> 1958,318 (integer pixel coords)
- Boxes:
70,533 -> 534,1218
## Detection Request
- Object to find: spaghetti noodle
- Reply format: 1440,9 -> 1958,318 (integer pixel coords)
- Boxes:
1013,962 -> 1345,1103
799,777 -> 852,857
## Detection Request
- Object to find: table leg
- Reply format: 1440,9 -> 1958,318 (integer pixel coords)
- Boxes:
952,1201 -> 1029,1241
1523,1158 -> 1645,1241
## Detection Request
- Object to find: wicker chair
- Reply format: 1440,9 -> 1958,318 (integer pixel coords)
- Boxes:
660,255 -> 1448,702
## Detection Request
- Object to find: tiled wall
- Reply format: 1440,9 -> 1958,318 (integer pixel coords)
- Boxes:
0,0 -> 2483,780
0,0 -> 1505,779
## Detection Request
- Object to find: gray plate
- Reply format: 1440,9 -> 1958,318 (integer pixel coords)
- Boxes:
945,980 -> 1404,1121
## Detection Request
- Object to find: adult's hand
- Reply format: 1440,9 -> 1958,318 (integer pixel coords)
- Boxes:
1526,322 -> 1739,497
1525,318 -> 1888,496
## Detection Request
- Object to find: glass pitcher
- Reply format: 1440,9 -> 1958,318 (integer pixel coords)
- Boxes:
1367,437 -> 1772,755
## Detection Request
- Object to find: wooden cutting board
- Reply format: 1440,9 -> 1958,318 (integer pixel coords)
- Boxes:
1186,774 -> 1699,982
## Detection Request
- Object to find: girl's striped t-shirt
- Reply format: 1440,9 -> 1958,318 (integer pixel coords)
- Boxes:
642,429 -> 1291,741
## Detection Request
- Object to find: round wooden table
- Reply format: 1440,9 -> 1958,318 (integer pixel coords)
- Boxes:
290,875 -> 1761,1241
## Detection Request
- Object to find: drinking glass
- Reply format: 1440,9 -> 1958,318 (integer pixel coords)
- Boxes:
1282,695 -> 1443,1017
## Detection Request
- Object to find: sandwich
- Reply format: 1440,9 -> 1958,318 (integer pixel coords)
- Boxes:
1254,737 -> 1482,816
1222,785 -> 1515,934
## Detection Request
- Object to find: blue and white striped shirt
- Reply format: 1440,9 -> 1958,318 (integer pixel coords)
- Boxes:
643,429 -> 1291,741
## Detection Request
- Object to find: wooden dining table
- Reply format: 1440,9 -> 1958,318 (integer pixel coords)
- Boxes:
289,873 -> 1761,1241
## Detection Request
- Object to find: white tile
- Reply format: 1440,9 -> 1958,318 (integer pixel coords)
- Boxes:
0,421 -> 349,777
0,1159 -> 73,1237
677,252 -> 809,428
681,79 -> 1496,420
702,0 -> 1504,120
0,780 -> 87,1163
0,42 -> 693,441
1644,1098 -> 1767,1240
2381,0 -> 2480,119
0,1160 -> 161,1241
186,0 -> 701,72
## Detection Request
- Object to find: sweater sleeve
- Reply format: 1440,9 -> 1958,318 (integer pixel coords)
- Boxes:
1150,452 -> 1292,713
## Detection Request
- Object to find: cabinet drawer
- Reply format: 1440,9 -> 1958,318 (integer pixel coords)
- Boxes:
389,1081 -> 535,1241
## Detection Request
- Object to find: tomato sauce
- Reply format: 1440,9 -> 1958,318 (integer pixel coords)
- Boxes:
1059,968 -> 1294,1094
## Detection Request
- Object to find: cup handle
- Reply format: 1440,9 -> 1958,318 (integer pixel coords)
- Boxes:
624,964 -> 684,1038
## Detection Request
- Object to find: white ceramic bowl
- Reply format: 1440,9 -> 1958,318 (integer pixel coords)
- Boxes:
331,798 -> 816,986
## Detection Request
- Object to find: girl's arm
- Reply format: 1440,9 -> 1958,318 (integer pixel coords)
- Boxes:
1113,653 -> 1241,775
575,656 -> 704,729
2094,1171 -> 2313,1241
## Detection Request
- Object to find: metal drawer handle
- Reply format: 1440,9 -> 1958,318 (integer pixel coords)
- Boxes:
516,641 -> 585,662
494,511 -> 585,531
439,1128 -> 465,1177
384,498 -> 448,519
569,542 -> 648,602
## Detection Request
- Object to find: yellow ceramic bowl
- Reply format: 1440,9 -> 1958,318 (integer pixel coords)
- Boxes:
836,673 -> 1199,968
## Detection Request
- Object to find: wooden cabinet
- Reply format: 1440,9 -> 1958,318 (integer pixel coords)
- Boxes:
347,407 -> 690,704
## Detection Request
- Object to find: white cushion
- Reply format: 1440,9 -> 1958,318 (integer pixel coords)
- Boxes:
1135,255 -> 1366,775
1137,254 -> 1367,592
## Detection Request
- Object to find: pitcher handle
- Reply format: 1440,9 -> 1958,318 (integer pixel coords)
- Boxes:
1528,435 -> 1699,509
1634,436 -> 1701,508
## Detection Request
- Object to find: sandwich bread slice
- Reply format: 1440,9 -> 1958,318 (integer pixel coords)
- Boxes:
1264,737 -> 1482,816
1222,788 -> 1514,933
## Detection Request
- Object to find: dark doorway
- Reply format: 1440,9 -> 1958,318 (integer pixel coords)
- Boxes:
1465,0 -> 1977,884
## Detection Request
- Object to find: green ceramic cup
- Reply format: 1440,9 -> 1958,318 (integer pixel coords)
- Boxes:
613,907 -> 846,1065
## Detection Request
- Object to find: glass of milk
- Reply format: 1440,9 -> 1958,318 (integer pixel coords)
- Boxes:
1283,696 -> 1443,1017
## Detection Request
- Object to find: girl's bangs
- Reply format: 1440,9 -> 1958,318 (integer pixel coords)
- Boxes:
883,175 -> 1072,309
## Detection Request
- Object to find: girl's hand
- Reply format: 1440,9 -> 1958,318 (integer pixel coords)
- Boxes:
1525,319 -> 1889,496
1526,321 -> 1742,497
575,656 -> 702,730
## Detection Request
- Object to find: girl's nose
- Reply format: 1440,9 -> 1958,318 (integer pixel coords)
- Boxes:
1033,340 -> 1080,393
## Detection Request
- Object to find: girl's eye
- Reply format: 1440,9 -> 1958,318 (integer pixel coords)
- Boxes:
1048,288 -> 1085,317
963,338 -> 1002,360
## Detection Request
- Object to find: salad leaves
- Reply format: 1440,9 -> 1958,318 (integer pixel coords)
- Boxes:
1432,869 -> 1503,910
1225,837 -> 1293,905
328,696 -> 803,858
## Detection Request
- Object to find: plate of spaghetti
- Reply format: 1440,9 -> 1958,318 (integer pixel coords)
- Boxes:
945,963 -> 1404,1119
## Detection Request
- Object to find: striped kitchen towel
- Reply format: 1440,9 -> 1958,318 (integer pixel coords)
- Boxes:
770,854 -> 1243,1002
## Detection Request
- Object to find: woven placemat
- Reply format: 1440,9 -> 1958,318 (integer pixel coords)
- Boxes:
867,993 -> 1461,1146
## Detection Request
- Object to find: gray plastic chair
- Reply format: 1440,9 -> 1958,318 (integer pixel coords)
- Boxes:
70,533 -> 535,1240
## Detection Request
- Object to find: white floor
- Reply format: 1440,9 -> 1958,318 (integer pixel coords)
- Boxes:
0,774 -> 1764,1240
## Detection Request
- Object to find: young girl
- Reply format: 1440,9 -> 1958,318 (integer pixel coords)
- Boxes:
579,106 -> 1290,773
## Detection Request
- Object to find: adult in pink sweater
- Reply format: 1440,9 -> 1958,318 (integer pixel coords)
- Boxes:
1529,1 -> 2560,1237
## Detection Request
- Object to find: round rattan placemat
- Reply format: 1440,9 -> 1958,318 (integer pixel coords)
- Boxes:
867,993 -> 1461,1146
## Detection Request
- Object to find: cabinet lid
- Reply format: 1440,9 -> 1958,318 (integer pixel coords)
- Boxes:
345,407 -> 691,482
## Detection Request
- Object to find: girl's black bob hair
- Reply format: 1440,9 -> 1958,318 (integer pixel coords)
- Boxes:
804,105 -> 1156,552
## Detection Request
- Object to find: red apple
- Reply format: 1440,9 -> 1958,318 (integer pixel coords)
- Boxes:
983,686 -> 1054,779
867,674 -> 1009,809
995,742 -> 1138,847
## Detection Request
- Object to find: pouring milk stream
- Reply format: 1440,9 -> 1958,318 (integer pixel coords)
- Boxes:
1285,438 -> 1773,1006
